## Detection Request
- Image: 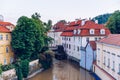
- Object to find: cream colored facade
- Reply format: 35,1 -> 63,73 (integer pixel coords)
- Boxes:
94,42 -> 120,80
0,32 -> 14,65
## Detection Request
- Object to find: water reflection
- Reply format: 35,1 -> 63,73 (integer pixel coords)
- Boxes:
29,60 -> 95,80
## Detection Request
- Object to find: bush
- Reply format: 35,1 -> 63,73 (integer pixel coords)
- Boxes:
39,51 -> 53,69
21,59 -> 29,78
0,64 -> 2,75
15,61 -> 23,80
1,64 -> 14,71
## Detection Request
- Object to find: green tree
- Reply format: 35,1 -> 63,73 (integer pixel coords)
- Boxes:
44,20 -> 52,32
21,60 -> 29,78
92,13 -> 112,24
11,16 -> 37,60
106,10 -> 120,33
15,61 -> 23,80
0,64 -> 2,75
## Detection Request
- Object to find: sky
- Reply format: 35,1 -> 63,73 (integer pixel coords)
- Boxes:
0,0 -> 120,25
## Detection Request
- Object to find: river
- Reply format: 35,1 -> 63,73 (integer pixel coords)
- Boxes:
29,60 -> 95,80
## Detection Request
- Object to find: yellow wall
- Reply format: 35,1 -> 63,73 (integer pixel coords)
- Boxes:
0,32 -> 14,65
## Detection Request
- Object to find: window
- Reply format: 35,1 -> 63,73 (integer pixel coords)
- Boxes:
97,48 -> 100,62
10,57 -> 14,63
69,38 -> 70,41
0,34 -> 3,40
112,61 -> 115,71
4,59 -> 7,65
73,30 -> 77,34
118,64 -> 120,74
95,37 -> 97,41
6,34 -> 8,40
100,29 -> 105,34
90,29 -> 94,34
108,58 -> 110,68
77,46 -> 79,52
6,47 -> 9,53
77,29 -> 81,34
74,37 -> 75,41
86,37 -> 89,42
104,56 -> 106,65
69,44 -> 71,49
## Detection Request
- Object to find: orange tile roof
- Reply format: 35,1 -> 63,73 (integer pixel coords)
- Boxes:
0,21 -> 14,33
89,41 -> 96,50
98,34 -> 120,46
0,26 -> 11,33
0,21 -> 14,26
61,20 -> 111,36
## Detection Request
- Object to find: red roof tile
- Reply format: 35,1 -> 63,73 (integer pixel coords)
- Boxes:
98,34 -> 120,46
0,21 -> 15,33
0,21 -> 14,26
60,32 -> 73,36
61,20 -> 111,36
89,41 -> 96,50
0,26 -> 11,33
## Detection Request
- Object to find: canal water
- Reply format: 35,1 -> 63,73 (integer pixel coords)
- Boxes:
29,60 -> 95,80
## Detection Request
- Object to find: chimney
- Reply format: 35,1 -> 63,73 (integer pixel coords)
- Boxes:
95,20 -> 98,24
0,15 -> 4,21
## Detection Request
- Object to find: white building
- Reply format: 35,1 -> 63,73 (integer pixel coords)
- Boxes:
93,34 -> 120,80
80,41 -> 96,71
61,19 -> 110,62
47,21 -> 66,47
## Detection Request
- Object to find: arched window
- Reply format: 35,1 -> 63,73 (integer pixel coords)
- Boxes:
90,29 -> 94,34
100,29 -> 105,34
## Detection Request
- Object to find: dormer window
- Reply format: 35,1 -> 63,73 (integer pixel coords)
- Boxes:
77,29 -> 81,34
100,29 -> 105,34
90,29 -> 94,35
73,30 -> 77,34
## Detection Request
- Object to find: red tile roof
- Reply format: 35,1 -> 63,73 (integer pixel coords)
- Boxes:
0,26 -> 11,33
61,20 -> 111,36
98,34 -> 120,46
0,21 -> 14,26
89,41 -> 96,50
60,32 -> 73,37
0,21 -> 14,33
53,21 -> 67,32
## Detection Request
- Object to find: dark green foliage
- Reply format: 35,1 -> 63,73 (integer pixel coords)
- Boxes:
39,52 -> 53,69
15,61 -> 23,80
0,64 -> 2,75
92,13 -> 112,24
1,64 -> 14,71
40,46 -> 49,53
11,16 -> 38,60
106,10 -> 120,34
44,20 -> 52,32
21,60 -> 29,78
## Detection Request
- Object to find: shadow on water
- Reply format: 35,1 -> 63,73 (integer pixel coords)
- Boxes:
29,60 -> 95,80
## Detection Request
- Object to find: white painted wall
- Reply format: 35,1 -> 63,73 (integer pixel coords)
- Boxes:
96,42 -> 120,80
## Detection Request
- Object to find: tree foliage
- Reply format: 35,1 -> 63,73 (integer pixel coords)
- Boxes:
0,64 -> 2,75
106,10 -> 120,34
15,61 -> 23,80
92,13 -> 112,24
11,16 -> 40,60
21,60 -> 29,78
12,13 -> 53,60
